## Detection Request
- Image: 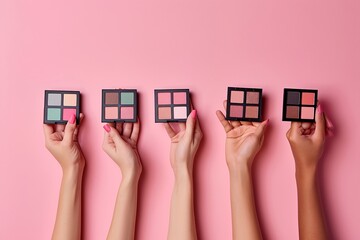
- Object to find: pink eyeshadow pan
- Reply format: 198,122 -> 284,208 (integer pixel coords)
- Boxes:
246,92 -> 259,104
231,91 -> 244,103
301,107 -> 314,119
230,105 -> 243,118
173,92 -> 187,104
63,108 -> 77,120
158,92 -> 171,104
105,107 -> 118,119
121,107 -> 134,119
174,106 -> 187,119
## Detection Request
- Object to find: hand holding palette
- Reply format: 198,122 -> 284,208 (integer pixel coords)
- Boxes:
44,90 -> 81,124
225,87 -> 263,122
154,89 -> 190,122
282,88 -> 318,122
102,89 -> 138,123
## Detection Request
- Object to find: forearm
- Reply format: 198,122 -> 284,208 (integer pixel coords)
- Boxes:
296,167 -> 327,240
168,168 -> 197,240
229,165 -> 262,240
107,176 -> 139,240
52,165 -> 84,240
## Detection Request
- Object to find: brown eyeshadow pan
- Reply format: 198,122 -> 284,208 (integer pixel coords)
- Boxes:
226,87 -> 263,122
282,88 -> 318,122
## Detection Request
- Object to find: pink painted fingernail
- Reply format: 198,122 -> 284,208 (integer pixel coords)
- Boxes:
191,110 -> 197,119
317,104 -> 323,114
69,114 -> 76,124
103,124 -> 111,133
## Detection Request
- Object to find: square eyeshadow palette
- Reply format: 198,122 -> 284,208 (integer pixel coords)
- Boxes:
282,88 -> 318,122
102,89 -> 138,123
226,87 -> 263,122
44,90 -> 80,124
154,89 -> 190,122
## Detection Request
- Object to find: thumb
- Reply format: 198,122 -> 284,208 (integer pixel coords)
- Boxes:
314,104 -> 326,140
255,119 -> 269,137
185,110 -> 197,139
103,124 -> 126,149
63,114 -> 77,145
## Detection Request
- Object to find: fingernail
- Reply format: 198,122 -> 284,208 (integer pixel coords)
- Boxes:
317,104 -> 323,114
326,117 -> 334,129
103,124 -> 111,133
69,114 -> 76,124
191,110 -> 197,119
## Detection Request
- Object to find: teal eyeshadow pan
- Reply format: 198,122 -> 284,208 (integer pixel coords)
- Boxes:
44,90 -> 81,124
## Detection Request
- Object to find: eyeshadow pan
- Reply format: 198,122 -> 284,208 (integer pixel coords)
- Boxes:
105,107 -> 119,119
121,92 -> 134,104
102,89 -> 138,123
47,108 -> 61,121
245,106 -> 258,118
63,108 -> 76,121
64,94 -> 77,106
155,89 -> 190,122
231,91 -> 244,103
105,92 -> 119,105
158,107 -> 172,119
44,90 -> 80,124
158,92 -> 171,104
302,92 -> 315,105
301,107 -> 315,119
226,87 -> 262,122
174,106 -> 187,118
246,92 -> 259,104
230,105 -> 243,118
121,107 -> 134,119
287,91 -> 300,105
48,94 -> 62,106
282,88 -> 318,122
286,106 -> 300,118
173,92 -> 187,104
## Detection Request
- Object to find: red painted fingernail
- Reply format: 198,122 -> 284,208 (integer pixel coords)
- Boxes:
69,114 -> 76,124
317,104 -> 323,114
191,110 -> 197,119
103,124 -> 111,132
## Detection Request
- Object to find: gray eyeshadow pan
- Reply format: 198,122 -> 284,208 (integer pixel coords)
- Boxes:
287,91 -> 300,104
48,93 -> 62,106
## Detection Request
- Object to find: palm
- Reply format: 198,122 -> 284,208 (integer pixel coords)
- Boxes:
226,125 -> 263,163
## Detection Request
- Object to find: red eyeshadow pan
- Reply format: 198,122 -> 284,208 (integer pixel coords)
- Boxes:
302,92 -> 315,105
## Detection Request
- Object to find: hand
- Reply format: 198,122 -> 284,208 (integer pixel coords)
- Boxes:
102,120 -> 142,180
43,113 -> 85,172
164,110 -> 203,175
216,102 -> 268,171
286,103 -> 334,172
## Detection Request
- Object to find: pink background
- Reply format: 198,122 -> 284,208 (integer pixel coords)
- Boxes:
1,1 -> 360,239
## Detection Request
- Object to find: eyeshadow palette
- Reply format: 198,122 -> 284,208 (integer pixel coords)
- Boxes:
102,89 -> 138,123
282,88 -> 318,122
226,87 -> 263,122
44,90 -> 80,124
154,89 -> 190,122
